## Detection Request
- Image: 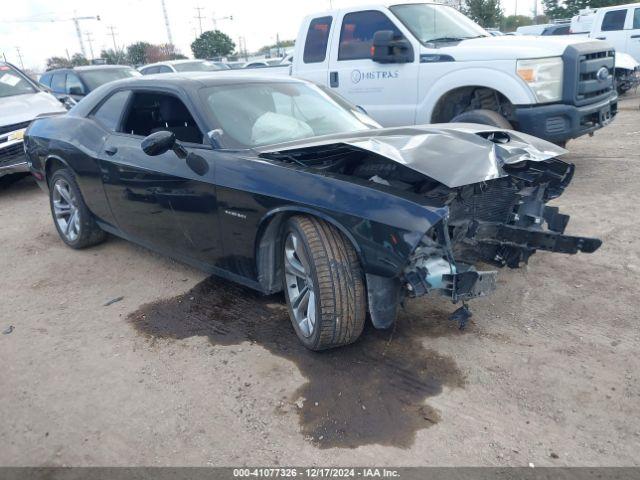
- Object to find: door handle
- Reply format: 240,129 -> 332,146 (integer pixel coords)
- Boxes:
104,146 -> 118,156
596,36 -> 606,40
631,34 -> 640,38
330,71 -> 339,88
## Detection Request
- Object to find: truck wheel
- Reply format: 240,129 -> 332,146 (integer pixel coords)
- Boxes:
282,215 -> 366,351
49,168 -> 106,249
450,109 -> 513,129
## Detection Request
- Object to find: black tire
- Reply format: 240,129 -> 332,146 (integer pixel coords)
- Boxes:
282,215 -> 366,351
450,109 -> 513,129
49,168 -> 106,249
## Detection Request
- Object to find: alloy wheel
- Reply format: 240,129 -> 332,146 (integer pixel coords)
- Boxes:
52,178 -> 80,242
284,231 -> 317,338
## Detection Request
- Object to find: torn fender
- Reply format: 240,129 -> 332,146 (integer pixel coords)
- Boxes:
256,123 -> 567,188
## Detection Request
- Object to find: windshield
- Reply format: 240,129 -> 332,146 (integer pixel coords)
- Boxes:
200,82 -> 379,148
173,61 -> 225,72
0,64 -> 37,98
390,3 -> 487,44
79,68 -> 141,90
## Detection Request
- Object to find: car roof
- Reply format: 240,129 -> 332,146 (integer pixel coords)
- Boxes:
141,59 -> 208,68
45,65 -> 133,74
105,72 -> 308,88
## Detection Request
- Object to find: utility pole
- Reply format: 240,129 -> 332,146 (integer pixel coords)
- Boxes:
161,0 -> 174,45
85,32 -> 95,60
15,47 -> 24,69
194,6 -> 205,35
73,18 -> 86,57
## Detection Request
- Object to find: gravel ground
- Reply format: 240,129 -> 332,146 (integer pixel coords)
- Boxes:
1,93 -> 639,467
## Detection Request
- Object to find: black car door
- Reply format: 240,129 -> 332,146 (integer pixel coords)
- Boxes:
96,88 -> 223,266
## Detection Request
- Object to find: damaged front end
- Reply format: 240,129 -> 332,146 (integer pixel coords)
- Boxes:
402,153 -> 601,326
259,124 -> 602,327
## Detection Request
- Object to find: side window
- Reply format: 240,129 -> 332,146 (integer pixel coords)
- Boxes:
66,74 -> 85,95
601,10 -> 627,31
39,73 -> 52,88
304,16 -> 333,63
338,10 -> 402,61
141,66 -> 158,75
157,65 -> 172,73
92,90 -> 131,131
634,8 -> 640,29
121,92 -> 203,144
51,73 -> 66,93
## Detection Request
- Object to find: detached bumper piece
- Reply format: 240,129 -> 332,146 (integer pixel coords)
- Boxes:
475,223 -> 602,255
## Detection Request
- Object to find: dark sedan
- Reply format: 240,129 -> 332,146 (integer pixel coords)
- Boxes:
24,74 -> 601,350
39,65 -> 140,102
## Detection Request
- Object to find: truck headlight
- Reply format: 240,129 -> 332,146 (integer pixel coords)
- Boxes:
517,57 -> 563,103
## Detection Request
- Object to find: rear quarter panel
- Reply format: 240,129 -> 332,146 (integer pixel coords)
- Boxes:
25,115 -> 116,226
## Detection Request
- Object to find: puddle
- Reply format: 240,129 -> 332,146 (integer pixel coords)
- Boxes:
129,277 -> 465,449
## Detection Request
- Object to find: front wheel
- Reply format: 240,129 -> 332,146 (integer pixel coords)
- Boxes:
49,168 -> 106,249
282,216 -> 366,351
450,109 -> 513,129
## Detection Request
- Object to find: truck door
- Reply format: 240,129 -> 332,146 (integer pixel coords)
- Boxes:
627,7 -> 640,62
326,9 -> 419,127
292,15 -> 335,87
594,8 -> 629,54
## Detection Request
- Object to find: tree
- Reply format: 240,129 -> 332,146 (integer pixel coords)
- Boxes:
501,15 -> 533,32
463,0 -> 503,28
70,53 -> 89,66
257,39 -> 295,55
145,43 -> 187,63
127,41 -> 152,65
100,49 -> 127,65
543,0 -> 630,19
191,30 -> 235,59
46,56 -> 72,70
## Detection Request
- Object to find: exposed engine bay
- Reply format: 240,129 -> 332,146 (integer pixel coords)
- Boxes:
260,125 -> 602,326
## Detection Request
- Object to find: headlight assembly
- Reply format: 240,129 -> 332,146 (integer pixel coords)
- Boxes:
517,57 -> 564,103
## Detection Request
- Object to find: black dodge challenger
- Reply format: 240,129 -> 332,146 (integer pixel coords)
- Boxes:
24,74 -> 601,350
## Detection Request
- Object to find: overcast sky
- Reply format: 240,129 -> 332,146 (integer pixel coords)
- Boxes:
0,0 -> 539,71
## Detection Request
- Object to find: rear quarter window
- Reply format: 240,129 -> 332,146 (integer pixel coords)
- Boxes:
91,90 -> 131,131
304,16 -> 333,63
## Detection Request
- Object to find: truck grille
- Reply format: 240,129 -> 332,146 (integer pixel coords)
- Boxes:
0,121 -> 30,137
577,50 -> 615,103
0,142 -> 25,168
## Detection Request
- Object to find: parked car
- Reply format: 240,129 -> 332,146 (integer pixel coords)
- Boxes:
515,23 -> 571,36
24,74 -> 601,350
211,2 -> 618,146
0,62 -> 66,181
39,65 -> 140,101
139,60 -> 228,75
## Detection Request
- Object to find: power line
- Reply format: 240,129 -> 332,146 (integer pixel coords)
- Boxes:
15,46 -> 24,69
194,6 -> 205,35
85,32 -> 95,59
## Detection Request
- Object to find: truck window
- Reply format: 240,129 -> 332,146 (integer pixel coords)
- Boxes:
601,10 -> 627,31
634,8 -> 640,29
304,16 -> 333,63
338,10 -> 402,61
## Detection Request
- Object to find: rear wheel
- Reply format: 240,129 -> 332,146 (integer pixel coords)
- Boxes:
450,109 -> 513,129
282,216 -> 366,351
49,168 -> 106,249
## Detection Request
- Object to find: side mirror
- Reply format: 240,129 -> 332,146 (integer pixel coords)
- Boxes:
142,131 -> 188,159
68,86 -> 84,96
372,30 -> 414,64
59,95 -> 77,110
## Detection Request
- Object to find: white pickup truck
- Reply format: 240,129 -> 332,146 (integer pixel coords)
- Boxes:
570,4 -> 640,94
239,2 -> 618,145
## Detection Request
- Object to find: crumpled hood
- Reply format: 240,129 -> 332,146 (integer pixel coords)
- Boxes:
0,92 -> 65,127
257,123 -> 566,188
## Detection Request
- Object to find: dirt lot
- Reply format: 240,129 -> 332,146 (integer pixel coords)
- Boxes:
1,94 -> 639,467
